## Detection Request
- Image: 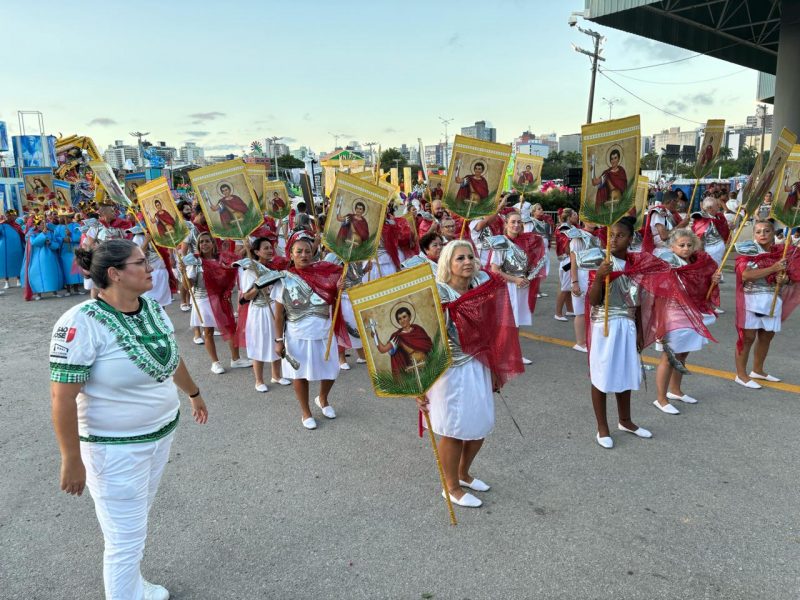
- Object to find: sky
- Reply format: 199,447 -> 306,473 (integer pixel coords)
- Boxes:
1,0 -> 763,156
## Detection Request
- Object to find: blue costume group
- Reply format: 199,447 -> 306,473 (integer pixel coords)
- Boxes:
0,213 -> 25,288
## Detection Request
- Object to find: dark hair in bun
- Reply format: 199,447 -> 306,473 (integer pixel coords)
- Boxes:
74,239 -> 138,289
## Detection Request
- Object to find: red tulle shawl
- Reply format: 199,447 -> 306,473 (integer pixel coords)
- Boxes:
288,261 -> 350,348
381,220 -> 402,269
675,251 -> 720,314
555,228 -> 570,257
735,245 -> 800,353
714,213 -> 730,243
445,271 -> 524,388
510,232 -> 547,312
200,251 -> 239,339
156,246 -> 178,294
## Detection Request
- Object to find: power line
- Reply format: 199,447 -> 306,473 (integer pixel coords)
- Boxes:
597,69 -> 705,125
603,41 -> 741,72
610,67 -> 748,85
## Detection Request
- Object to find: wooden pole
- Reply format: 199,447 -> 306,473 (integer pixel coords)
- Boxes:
422,408 -> 457,526
603,232 -> 611,336
706,216 -> 748,300
323,265 -> 347,360
768,234 -> 792,317
688,178 -> 700,212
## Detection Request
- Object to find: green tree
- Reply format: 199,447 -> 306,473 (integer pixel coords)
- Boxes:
563,151 -> 582,167
379,148 -> 407,172
640,151 -> 659,170
276,153 -> 305,168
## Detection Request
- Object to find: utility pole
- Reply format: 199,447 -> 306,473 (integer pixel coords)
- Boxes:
363,141 -> 377,167
571,20 -> 606,124
757,104 -> 768,156
438,116 -> 453,166
267,135 -> 283,180
328,132 -> 345,150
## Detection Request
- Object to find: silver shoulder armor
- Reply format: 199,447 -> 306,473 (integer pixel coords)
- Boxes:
401,255 -> 427,270
735,241 -> 762,256
323,252 -> 344,266
254,269 -> 285,289
182,254 -> 200,267
565,227 -> 584,239
417,211 -> 435,221
473,270 -> 490,286
436,282 -> 459,303
575,247 -> 606,270
658,250 -> 686,268
489,235 -> 509,250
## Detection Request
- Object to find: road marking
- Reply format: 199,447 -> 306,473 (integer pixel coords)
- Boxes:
518,331 -> 800,394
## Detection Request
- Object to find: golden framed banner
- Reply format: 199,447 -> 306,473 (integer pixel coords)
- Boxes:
694,119 -> 725,178
189,159 -> 262,239
428,174 -> 445,202
772,144 -> 800,227
745,127 -> 797,217
245,163 -> 267,211
264,180 -> 291,220
580,114 -> 641,227
88,161 -> 131,207
22,167 -> 55,206
634,175 -> 649,229
124,173 -> 146,204
512,154 -> 544,194
349,264 -> 451,398
137,177 -> 189,248
323,172 -> 392,263
443,135 -> 512,220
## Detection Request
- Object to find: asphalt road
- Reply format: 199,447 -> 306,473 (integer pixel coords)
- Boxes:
2,253 -> 799,600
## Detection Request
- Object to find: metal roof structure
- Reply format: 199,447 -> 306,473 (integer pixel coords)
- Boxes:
585,0 -> 782,74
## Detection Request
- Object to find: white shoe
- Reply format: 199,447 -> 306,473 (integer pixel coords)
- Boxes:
442,490 -> 482,507
565,311 -> 576,316
459,477 -> 490,492
314,396 -> 336,419
270,377 -> 291,386
230,358 -> 252,369
143,579 -> 170,600
554,315 -> 568,322
16,281 -> 21,287
356,358 -> 367,364
213,330 -> 222,336
734,376 -> 762,389
749,371 -> 780,382
33,294 -> 42,301
521,357 -> 532,365
255,383 -> 269,393
2,281 -> 8,289
714,307 -> 725,315
540,292 -> 549,297
339,362 -> 351,370
617,423 -> 652,438
193,336 -> 204,345
302,417 -> 317,430
180,303 -> 191,312
210,361 -> 225,374
667,392 -> 697,404
572,344 -> 588,353
653,400 -> 680,415
596,433 -> 613,449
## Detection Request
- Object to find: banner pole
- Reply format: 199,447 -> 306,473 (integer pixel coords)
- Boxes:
603,233 -> 611,337
323,266 -> 347,360
706,216 -> 748,300
768,234 -> 791,317
422,409 -> 457,526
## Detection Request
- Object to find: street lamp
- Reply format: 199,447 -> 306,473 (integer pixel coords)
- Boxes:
438,116 -> 453,166
267,135 -> 283,180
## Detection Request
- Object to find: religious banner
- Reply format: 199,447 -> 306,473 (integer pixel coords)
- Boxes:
323,172 -> 392,263
137,177 -> 189,248
22,167 -> 55,206
55,135 -> 101,180
745,127 -> 797,217
512,154 -> 544,194
771,143 -> 800,227
124,172 -> 147,204
189,159 -> 263,239
693,119 -> 725,178
634,175 -> 649,229
53,179 -> 72,210
264,180 -> 291,220
580,114 -> 641,226
349,264 -> 451,398
88,161 -> 132,207
428,174 -> 445,202
444,135 -> 512,220
245,163 -> 267,211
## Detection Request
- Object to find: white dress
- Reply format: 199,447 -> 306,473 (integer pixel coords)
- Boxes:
242,270 -> 279,362
134,235 -> 172,307
569,237 -> 591,317
187,264 -> 216,328
490,240 -> 532,327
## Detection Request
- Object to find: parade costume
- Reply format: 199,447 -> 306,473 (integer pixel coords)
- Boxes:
734,241 -> 800,352
400,251 -> 438,275
54,221 -> 84,287
642,204 -> 681,254
489,232 -> 547,326
133,232 -> 173,307
369,216 -> 402,279
49,297 -> 180,599
555,223 -> 574,293
23,226 -> 63,299
239,255 -> 288,363
567,228 -> 600,316
691,211 -> 726,265
0,217 -> 24,282
325,253 -> 366,350
427,271 -> 522,440
530,215 -> 554,276
469,216 -> 504,266
185,251 -> 238,337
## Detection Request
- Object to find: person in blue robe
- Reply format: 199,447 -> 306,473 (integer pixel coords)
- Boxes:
22,216 -> 64,299
53,212 -> 85,294
0,209 -> 24,290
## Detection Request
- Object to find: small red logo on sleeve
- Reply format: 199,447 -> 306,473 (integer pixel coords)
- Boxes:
66,327 -> 77,342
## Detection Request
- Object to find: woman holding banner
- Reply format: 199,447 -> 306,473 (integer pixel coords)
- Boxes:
733,220 -> 800,388
272,231 -> 345,430
417,240 -> 523,507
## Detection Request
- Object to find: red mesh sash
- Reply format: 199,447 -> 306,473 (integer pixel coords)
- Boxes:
675,251 -> 720,314
201,251 -> 239,339
288,261 -> 350,348
156,246 -> 178,294
715,212 -> 731,243
735,245 -> 800,353
446,271 -> 523,388
511,232 -> 546,312
381,220 -> 402,269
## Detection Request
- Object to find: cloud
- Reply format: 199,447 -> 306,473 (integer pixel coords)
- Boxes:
622,37 -> 691,61
88,117 -> 117,126
254,115 -> 276,124
188,111 -> 225,124
665,100 -> 688,113
216,130 -> 228,134
383,127 -> 398,134
204,143 -> 241,152
302,112 -> 312,121
184,130 -> 211,137
444,33 -> 460,48
281,136 -> 297,143
689,92 -> 714,106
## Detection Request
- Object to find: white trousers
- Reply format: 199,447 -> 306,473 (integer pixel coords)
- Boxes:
81,432 -> 174,600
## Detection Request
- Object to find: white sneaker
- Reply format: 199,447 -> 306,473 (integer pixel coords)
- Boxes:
213,330 -> 222,336
565,311 -> 576,316
314,396 -> 336,419
143,579 -> 170,600
255,383 -> 269,393
230,358 -> 252,369
749,371 -> 780,382
667,392 -> 698,404
459,477 -> 490,492
521,357 -> 532,365
270,377 -> 291,386
653,400 -> 680,415
211,361 -> 225,374
443,490 -> 482,507
356,358 -> 367,364
2,281 -> 8,289
554,315 -> 568,322
339,363 -> 351,370
33,294 -> 42,301
193,336 -> 204,345
734,376 -> 761,389
572,344 -> 588,353
180,303 -> 191,312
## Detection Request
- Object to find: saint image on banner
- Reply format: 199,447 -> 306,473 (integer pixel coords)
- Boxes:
693,119 -> 725,179
772,144 -> 800,227
211,181 -> 249,227
512,155 -> 544,193
335,198 -> 370,247
372,303 -> 434,380
455,161 -> 490,205
517,164 -> 535,187
697,135 -> 715,170
270,190 -> 287,213
264,180 -> 291,220
443,135 -> 512,220
137,177 -> 190,248
590,147 -> 628,210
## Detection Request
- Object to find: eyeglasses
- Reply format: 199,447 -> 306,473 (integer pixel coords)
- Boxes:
120,258 -> 149,268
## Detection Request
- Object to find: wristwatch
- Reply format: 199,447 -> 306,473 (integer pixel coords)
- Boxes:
274,337 -> 285,342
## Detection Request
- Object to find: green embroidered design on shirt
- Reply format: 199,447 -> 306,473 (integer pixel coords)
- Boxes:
81,297 -> 179,382
50,362 -> 91,383
80,411 -> 180,444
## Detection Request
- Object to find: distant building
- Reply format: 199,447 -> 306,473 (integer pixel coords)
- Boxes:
641,136 -> 652,155
291,146 -> 310,160
746,112 -> 773,132
461,120 -> 496,142
265,140 -> 290,158
399,144 -> 411,161
652,127 -> 700,155
147,141 -> 178,165
424,143 -> 447,168
517,142 -> 550,158
102,140 -> 141,169
558,133 -> 582,153
179,142 -> 204,165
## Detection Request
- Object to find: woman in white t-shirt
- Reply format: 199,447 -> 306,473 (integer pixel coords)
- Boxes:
50,239 -> 208,600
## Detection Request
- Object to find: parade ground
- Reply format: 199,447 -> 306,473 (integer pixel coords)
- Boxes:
2,251 -> 799,600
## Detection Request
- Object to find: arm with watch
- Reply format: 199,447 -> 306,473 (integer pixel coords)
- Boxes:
569,250 -> 582,297
172,358 -> 208,424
